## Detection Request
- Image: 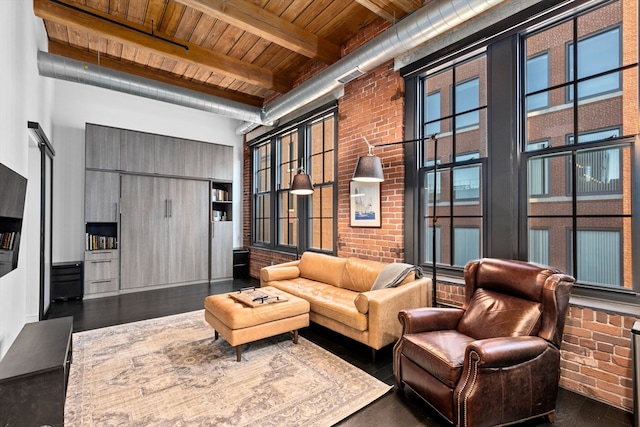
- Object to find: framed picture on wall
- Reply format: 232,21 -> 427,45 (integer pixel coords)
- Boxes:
350,181 -> 381,227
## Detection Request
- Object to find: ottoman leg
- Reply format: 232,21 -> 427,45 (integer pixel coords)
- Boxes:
293,330 -> 299,344
236,346 -> 241,362
214,330 -> 219,340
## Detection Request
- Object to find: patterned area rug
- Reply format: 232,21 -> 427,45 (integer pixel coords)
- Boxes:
65,310 -> 391,426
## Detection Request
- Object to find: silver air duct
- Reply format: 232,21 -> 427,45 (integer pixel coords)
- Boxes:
37,0 -> 509,133
37,51 -> 264,125
259,0 -> 507,128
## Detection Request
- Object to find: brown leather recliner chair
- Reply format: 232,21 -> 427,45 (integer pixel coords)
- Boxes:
393,258 -> 574,427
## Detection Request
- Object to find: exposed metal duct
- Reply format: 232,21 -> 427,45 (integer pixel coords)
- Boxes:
37,0 -> 509,133
37,51 -> 264,125
258,0 -> 508,128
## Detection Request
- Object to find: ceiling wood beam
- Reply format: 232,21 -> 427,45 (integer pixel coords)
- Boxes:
355,0 -> 396,23
33,0 -> 292,93
47,41 -> 264,107
178,0 -> 341,65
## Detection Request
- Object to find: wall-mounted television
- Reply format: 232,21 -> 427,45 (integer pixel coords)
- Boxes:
0,163 -> 28,277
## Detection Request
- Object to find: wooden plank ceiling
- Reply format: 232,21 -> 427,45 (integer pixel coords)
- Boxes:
34,0 -> 424,108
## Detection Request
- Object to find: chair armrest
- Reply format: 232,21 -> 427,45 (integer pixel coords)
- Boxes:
260,260 -> 301,286
467,336 -> 549,368
365,278 -> 431,349
398,307 -> 463,334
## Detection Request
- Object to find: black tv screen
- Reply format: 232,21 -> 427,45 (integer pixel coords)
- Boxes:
0,163 -> 27,277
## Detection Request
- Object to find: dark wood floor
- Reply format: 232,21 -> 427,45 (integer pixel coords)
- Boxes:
47,279 -> 634,427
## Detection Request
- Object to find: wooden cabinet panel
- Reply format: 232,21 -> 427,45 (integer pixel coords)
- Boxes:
86,124 -> 120,170
84,250 -> 119,296
211,144 -> 233,180
120,175 -> 160,289
120,175 -> 209,290
121,130 -> 155,173
211,221 -> 233,280
155,136 -> 185,176
85,171 -> 119,222
167,178 -> 209,284
184,140 -> 210,179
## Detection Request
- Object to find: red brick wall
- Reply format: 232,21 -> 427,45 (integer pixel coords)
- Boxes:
243,13 -> 637,414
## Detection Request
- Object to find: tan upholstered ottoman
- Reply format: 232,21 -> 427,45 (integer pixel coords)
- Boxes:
204,286 -> 310,361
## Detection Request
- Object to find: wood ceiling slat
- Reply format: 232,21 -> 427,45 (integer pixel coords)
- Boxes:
172,6 -> 201,41
48,41 -> 264,106
108,0 -> 129,19
44,20 -> 69,43
187,12 -> 215,46
145,0 -> 168,31
158,1 -> 186,36
179,0 -> 341,64
126,0 -> 149,25
34,0 -> 292,92
87,33 -> 108,54
84,0 -> 110,13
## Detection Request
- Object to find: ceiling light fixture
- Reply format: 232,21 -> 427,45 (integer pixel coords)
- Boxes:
290,166 -> 314,195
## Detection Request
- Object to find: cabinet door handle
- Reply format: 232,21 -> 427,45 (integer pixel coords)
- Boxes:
90,260 -> 112,264
165,199 -> 168,218
170,199 -> 173,217
90,280 -> 112,284
114,202 -> 118,222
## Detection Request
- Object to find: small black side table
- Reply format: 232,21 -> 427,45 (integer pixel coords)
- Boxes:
0,316 -> 73,427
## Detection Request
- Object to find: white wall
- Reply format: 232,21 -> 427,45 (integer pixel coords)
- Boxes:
0,1 -> 55,357
0,1 -> 243,358
51,81 -> 244,262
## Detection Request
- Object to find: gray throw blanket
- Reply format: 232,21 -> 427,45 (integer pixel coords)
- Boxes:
370,263 -> 423,290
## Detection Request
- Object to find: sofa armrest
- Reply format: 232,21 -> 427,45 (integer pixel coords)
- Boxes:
260,260 -> 301,286
365,277 -> 431,349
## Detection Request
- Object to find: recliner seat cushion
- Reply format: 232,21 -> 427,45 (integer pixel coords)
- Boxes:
457,288 -> 542,340
401,330 -> 475,388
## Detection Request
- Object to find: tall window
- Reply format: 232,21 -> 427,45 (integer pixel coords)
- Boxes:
523,0 -> 635,289
253,143 -> 271,245
420,51 -> 487,269
308,115 -> 336,251
251,108 -> 337,254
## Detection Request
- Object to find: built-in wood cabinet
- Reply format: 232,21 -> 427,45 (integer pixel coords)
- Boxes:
85,171 -> 119,222
85,125 -> 120,170
211,221 -> 233,280
84,250 -> 119,296
121,129 -> 155,174
84,123 -> 233,297
120,175 -> 209,289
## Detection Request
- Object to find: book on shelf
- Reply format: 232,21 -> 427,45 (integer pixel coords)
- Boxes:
85,233 -> 118,250
211,188 -> 229,202
0,232 -> 16,250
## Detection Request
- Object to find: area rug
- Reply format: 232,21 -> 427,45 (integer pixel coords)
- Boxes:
65,310 -> 391,426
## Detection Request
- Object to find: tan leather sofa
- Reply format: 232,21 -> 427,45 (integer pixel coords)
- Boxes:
260,251 -> 432,356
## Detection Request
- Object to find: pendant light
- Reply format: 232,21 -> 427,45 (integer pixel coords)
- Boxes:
352,137 -> 384,182
291,166 -> 314,195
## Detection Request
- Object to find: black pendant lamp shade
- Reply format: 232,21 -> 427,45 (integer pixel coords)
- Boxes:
353,137 -> 384,182
291,167 -> 314,195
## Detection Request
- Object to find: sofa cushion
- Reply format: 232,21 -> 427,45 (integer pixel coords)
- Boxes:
457,288 -> 542,340
266,278 -> 368,331
298,252 -> 346,287
340,257 -> 386,292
